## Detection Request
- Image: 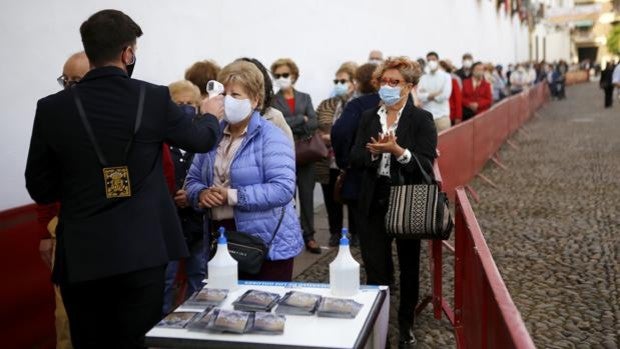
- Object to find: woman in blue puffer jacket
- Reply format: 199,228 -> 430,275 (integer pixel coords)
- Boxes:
185,60 -> 303,281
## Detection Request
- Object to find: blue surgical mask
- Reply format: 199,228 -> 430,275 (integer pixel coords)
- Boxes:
333,83 -> 349,96
378,85 -> 403,106
179,104 -> 197,116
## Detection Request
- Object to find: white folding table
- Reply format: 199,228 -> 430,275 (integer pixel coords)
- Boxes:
145,281 -> 389,349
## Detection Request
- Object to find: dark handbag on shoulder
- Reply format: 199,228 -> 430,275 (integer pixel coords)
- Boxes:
210,207 -> 285,275
295,132 -> 329,166
333,170 -> 346,204
385,155 -> 453,240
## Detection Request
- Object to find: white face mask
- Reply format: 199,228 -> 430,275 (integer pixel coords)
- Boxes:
224,95 -> 253,124
463,59 -> 473,69
275,77 -> 292,90
369,58 -> 383,65
427,60 -> 439,72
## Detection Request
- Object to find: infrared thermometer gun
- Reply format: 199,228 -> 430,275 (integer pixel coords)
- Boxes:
206,80 -> 224,98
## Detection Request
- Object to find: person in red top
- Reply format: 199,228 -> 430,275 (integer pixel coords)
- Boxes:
461,62 -> 492,121
440,60 -> 463,125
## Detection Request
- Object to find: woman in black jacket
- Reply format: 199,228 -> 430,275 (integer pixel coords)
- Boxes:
350,56 -> 437,348
270,58 -> 321,254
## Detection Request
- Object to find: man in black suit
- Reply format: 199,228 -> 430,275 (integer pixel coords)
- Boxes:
25,9 -> 221,348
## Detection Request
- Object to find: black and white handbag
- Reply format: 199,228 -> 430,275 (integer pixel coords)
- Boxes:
384,155 -> 453,240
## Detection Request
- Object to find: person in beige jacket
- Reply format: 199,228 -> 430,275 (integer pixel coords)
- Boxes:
237,57 -> 294,145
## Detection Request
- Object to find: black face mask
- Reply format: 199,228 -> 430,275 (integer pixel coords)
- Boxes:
179,104 -> 197,116
126,56 -> 136,78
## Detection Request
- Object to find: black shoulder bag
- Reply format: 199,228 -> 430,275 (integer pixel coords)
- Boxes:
384,155 -> 453,240
211,207 -> 286,275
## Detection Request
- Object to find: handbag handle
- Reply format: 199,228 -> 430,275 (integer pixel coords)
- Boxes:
266,206 -> 286,248
410,153 -> 434,185
396,153 -> 434,186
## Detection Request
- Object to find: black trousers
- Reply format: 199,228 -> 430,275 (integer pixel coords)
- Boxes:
60,265 -> 166,349
321,169 -> 357,236
357,178 -> 421,327
604,87 -> 614,108
296,162 -> 316,242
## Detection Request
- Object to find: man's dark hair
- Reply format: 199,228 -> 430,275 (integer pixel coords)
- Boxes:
471,61 -> 484,71
238,57 -> 274,115
462,53 -> 473,60
80,10 -> 143,66
426,51 -> 439,59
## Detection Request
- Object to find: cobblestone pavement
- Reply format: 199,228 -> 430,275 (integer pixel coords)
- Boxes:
471,83 -> 619,348
294,82 -> 619,348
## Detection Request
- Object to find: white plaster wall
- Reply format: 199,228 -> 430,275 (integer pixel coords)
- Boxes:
0,0 -> 529,210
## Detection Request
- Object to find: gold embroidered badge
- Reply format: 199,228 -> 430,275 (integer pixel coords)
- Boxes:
103,166 -> 131,199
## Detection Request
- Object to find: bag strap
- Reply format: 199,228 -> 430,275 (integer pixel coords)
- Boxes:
408,153 -> 434,185
72,84 -> 146,167
266,206 -> 286,247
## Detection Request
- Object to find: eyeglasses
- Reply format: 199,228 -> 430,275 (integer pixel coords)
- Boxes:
57,75 -> 79,89
333,79 -> 349,84
273,73 -> 290,79
378,78 -> 403,87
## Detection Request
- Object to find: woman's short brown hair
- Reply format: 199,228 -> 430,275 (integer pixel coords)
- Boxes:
372,56 -> 422,87
355,63 -> 379,94
184,60 -> 221,96
168,80 -> 201,105
218,61 -> 265,110
270,58 -> 300,82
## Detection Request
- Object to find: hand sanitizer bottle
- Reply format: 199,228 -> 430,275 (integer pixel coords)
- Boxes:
207,227 -> 238,290
329,228 -> 360,297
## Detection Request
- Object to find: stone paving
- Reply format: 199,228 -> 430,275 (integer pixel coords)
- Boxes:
294,82 -> 619,348
471,82 -> 619,349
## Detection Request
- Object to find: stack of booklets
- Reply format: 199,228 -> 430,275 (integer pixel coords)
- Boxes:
185,288 -> 229,307
232,290 -> 281,312
156,308 -> 211,329
316,297 -> 363,319
186,308 -> 286,335
275,291 -> 322,316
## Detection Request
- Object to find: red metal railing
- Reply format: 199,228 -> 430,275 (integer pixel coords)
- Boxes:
418,83 -> 557,348
453,187 -> 535,348
0,204 -> 55,349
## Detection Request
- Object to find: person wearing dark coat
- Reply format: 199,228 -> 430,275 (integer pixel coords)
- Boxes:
331,63 -> 381,202
350,57 -> 437,348
24,10 -> 220,348
270,58 -> 321,254
600,61 -> 616,108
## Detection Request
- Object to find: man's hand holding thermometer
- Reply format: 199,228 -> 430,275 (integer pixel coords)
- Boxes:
201,80 -> 225,119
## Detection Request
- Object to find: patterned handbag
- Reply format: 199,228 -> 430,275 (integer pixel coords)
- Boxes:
384,155 -> 453,240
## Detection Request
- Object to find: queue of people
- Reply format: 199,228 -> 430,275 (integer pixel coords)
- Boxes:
26,9 -> 575,349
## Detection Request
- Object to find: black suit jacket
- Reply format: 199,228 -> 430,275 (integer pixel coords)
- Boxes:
271,89 -> 318,138
350,97 -> 437,215
600,67 -> 614,89
25,67 -> 220,283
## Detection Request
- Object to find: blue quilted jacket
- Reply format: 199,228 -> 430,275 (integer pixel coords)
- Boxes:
186,111 -> 303,261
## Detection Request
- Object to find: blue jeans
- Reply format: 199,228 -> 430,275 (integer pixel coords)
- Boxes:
162,240 -> 207,315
